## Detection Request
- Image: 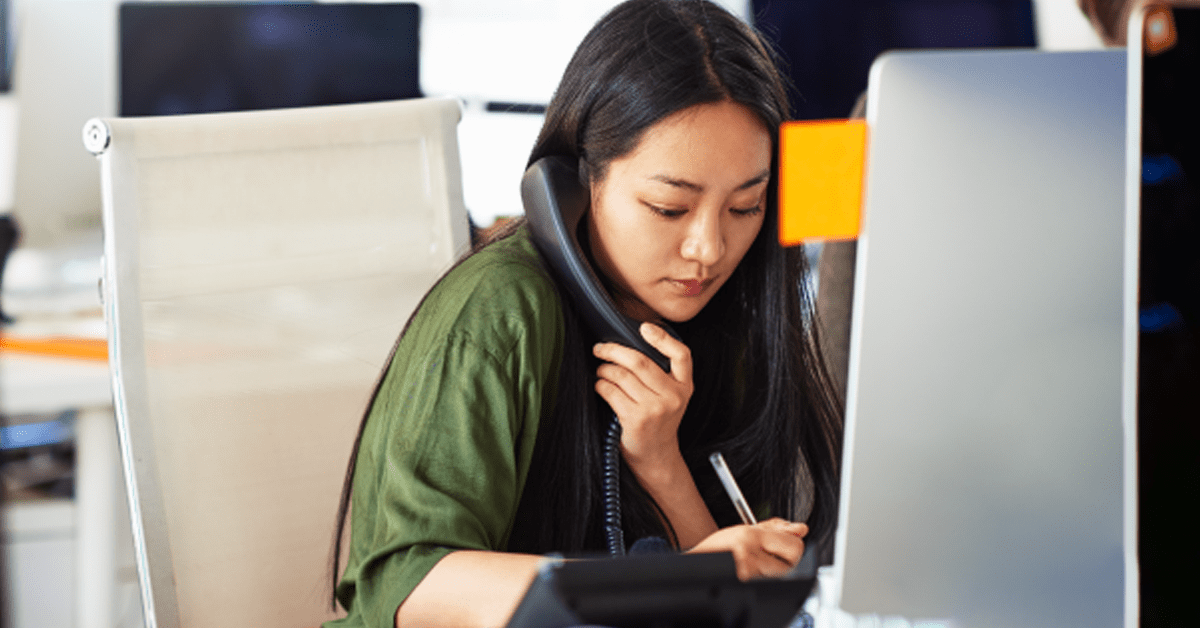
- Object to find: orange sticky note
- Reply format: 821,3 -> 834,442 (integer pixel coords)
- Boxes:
0,336 -> 109,361
778,119 -> 866,245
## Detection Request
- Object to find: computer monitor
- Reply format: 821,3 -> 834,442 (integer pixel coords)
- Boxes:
1125,6 -> 1200,627
836,49 -> 1126,627
118,2 -> 421,117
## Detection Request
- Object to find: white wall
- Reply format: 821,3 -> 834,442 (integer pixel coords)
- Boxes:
1033,0 -> 1106,49
420,0 -> 748,102
416,0 -> 749,226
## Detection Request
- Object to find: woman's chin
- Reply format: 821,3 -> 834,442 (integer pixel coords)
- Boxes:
618,290 -> 713,325
650,299 -> 710,325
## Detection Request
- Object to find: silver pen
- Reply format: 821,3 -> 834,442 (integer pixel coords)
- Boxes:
709,452 -> 757,526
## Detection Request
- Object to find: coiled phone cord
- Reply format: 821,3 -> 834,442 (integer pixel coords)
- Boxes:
602,413 -> 626,557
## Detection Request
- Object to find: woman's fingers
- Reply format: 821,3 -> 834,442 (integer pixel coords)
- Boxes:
734,543 -> 799,580
593,340 -> 670,382
592,324 -> 695,467
638,322 -> 693,384
742,525 -> 804,578
762,517 -> 809,538
592,323 -> 693,383
594,373 -> 641,419
595,362 -> 651,402
592,341 -> 692,425
687,521 -> 808,581
758,527 -> 806,566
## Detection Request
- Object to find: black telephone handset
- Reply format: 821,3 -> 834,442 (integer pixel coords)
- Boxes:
522,156 -> 682,557
521,155 -> 674,374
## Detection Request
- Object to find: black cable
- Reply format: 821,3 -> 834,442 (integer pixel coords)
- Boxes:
602,413 -> 625,557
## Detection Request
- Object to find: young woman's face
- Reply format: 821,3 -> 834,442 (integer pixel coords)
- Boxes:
587,100 -> 771,323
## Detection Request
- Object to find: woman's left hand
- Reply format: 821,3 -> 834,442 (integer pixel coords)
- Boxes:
593,322 -> 694,472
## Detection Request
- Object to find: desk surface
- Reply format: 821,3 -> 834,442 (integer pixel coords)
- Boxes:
1,314 -> 109,416
2,237 -> 110,414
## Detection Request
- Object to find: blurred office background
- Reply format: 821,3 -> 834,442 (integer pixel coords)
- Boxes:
0,1 -> 1106,627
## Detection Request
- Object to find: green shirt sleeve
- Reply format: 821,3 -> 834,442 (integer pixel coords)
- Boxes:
328,229 -> 563,628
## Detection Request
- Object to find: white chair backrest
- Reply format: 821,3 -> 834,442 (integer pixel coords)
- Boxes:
86,97 -> 470,628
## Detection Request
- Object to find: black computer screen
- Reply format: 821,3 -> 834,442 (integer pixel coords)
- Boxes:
751,0 -> 1036,120
119,2 -> 420,117
0,0 -> 10,93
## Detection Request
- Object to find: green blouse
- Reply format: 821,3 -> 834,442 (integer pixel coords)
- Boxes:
328,226 -> 564,628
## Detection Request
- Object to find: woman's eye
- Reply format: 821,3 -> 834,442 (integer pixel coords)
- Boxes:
646,203 -> 688,218
731,205 -> 763,217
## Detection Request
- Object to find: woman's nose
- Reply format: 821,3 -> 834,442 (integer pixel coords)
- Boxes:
680,212 -> 724,266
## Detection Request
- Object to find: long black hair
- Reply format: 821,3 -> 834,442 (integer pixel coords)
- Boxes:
331,0 -> 842,606
506,0 -> 841,553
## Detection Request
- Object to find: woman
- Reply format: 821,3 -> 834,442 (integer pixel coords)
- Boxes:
329,1 -> 842,626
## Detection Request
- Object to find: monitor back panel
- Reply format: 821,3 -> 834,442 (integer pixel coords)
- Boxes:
836,49 -> 1127,628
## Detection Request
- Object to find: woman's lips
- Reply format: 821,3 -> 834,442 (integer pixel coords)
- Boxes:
675,278 -> 713,296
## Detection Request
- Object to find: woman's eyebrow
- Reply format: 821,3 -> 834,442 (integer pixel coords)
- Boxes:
736,171 -> 770,190
649,174 -> 703,192
649,170 -> 770,192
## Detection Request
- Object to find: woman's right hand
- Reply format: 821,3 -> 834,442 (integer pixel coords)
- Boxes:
686,518 -> 808,581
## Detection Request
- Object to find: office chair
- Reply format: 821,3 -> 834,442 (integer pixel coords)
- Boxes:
84,97 -> 470,628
